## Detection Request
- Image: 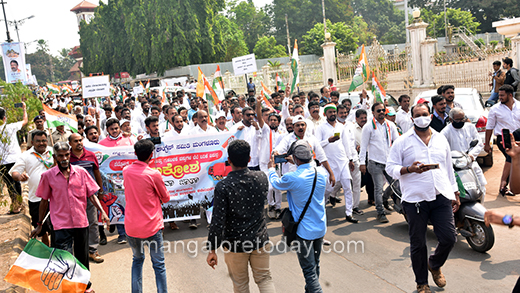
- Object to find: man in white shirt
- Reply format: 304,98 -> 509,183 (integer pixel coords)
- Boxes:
159,106 -> 176,135
359,102 -> 399,223
142,116 -> 161,140
164,114 -> 185,138
10,130 -> 53,245
230,107 -> 262,170
345,109 -> 366,215
306,101 -> 324,136
214,111 -> 229,132
226,105 -> 242,129
122,108 -> 144,136
315,104 -> 357,223
273,115 -> 335,186
0,104 -> 28,214
386,103 -> 460,293
133,100 -> 150,133
395,94 -> 413,134
191,110 -> 217,135
484,84 -> 520,196
256,101 -> 285,219
441,108 -> 487,196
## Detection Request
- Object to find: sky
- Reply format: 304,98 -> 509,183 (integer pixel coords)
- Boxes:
1,0 -> 273,56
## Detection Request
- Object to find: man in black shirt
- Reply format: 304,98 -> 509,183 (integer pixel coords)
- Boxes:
207,139 -> 275,293
430,95 -> 448,132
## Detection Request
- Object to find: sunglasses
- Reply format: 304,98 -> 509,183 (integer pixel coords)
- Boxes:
376,108 -> 386,113
245,113 -> 255,117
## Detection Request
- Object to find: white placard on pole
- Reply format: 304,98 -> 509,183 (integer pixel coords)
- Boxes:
232,53 -> 257,76
133,86 -> 144,95
82,75 -> 111,98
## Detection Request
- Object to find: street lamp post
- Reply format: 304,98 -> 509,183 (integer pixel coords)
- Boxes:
0,15 -> 35,43
0,1 -> 12,42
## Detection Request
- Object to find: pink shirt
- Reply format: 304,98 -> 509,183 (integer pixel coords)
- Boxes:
123,161 -> 170,238
36,165 -> 100,230
98,135 -> 135,147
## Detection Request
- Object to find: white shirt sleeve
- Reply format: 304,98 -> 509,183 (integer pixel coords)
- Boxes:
359,125 -> 370,165
386,139 -> 404,180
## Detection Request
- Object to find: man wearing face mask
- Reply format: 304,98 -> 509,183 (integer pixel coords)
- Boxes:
430,95 -> 448,133
359,103 -> 399,223
336,105 -> 349,125
441,108 -> 487,196
386,103 -> 460,293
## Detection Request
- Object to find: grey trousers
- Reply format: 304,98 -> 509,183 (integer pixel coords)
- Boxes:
87,199 -> 100,253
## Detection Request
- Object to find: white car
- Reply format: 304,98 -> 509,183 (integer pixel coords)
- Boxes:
339,91 -> 398,109
413,88 -> 493,166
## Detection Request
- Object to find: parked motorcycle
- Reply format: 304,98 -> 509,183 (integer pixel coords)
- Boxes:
385,140 -> 494,253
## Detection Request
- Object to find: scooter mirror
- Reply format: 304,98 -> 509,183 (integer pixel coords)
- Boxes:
469,139 -> 478,148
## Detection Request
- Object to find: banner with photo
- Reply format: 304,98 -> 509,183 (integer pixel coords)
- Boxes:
85,131 -> 241,224
1,42 -> 27,84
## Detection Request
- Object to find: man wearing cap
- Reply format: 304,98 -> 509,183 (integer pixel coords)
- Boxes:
27,115 -> 52,149
359,102 -> 399,223
268,140 -> 328,292
316,104 -> 358,223
386,108 -> 402,135
256,100 -> 286,219
214,111 -> 229,132
273,114 -> 335,187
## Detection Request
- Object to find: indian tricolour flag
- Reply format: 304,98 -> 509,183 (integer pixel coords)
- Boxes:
371,72 -> 386,103
212,65 -> 226,103
214,65 -> 225,91
46,83 -> 60,94
348,44 -> 370,92
43,103 -> 78,132
276,73 -> 286,92
61,84 -> 73,94
197,67 -> 221,123
4,239 -> 90,293
290,39 -> 299,95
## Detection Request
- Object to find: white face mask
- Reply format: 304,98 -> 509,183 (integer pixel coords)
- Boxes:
413,116 -> 431,128
337,116 -> 346,123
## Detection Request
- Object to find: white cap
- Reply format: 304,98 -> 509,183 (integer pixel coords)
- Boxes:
119,119 -> 131,126
292,115 -> 307,125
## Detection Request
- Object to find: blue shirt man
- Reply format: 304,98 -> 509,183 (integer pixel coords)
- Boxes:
268,140 -> 328,293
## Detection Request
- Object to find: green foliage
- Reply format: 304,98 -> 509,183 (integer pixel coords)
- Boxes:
267,60 -> 281,68
490,40 -> 498,49
301,20 -> 360,56
351,0 -> 406,44
474,38 -> 485,48
421,8 -> 480,38
0,81 -> 41,124
215,15 -> 249,62
408,0 -> 520,33
269,0 -> 354,48
253,36 -> 287,59
227,0 -> 271,53
505,38 -> 511,48
80,0 -> 226,76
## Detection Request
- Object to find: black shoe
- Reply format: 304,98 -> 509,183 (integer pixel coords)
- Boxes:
352,207 -> 364,215
500,188 -> 515,197
329,196 -> 336,207
377,214 -> 389,223
346,215 -> 359,223
334,196 -> 342,203
384,201 -> 394,211
109,224 -> 115,233
99,237 -> 107,245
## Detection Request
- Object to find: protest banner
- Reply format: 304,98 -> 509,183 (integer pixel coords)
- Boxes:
81,75 -> 110,98
232,53 -> 257,76
85,131 -> 242,224
1,42 -> 27,84
132,85 -> 144,95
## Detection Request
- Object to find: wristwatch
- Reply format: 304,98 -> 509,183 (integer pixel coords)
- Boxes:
502,214 -> 514,228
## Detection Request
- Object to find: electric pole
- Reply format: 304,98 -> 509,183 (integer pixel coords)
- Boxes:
321,0 -> 327,39
285,14 -> 290,55
0,1 -> 12,42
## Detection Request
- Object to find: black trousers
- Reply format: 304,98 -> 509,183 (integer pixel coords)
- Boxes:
54,227 -> 90,270
361,169 -> 375,202
0,163 -> 22,209
402,194 -> 457,285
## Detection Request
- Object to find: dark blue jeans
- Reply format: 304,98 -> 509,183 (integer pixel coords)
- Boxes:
295,235 -> 323,293
402,194 -> 457,285
127,230 -> 167,293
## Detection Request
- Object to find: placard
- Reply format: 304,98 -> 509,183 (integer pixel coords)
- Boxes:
133,85 -> 144,95
1,42 -> 27,84
232,53 -> 257,76
82,75 -> 110,98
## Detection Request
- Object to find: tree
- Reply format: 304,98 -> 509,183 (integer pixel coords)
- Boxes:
253,36 -> 287,59
408,0 -> 520,33
215,15 -> 249,61
301,20 -> 360,55
351,0 -> 406,44
227,0 -> 271,53
421,8 -> 480,38
268,0 -> 354,48
80,0 -> 227,76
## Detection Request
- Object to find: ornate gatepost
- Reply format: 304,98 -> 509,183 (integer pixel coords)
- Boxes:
321,39 -> 337,87
407,10 -> 437,88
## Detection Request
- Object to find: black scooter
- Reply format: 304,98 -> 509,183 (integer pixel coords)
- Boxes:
385,140 -> 494,253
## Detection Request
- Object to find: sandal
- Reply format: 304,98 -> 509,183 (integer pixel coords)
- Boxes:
500,188 -> 515,197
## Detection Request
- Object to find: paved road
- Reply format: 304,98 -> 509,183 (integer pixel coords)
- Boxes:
91,148 -> 520,292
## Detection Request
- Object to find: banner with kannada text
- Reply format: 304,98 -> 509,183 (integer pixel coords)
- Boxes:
85,131 -> 241,224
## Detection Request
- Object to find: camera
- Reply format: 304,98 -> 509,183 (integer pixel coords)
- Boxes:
146,136 -> 162,145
